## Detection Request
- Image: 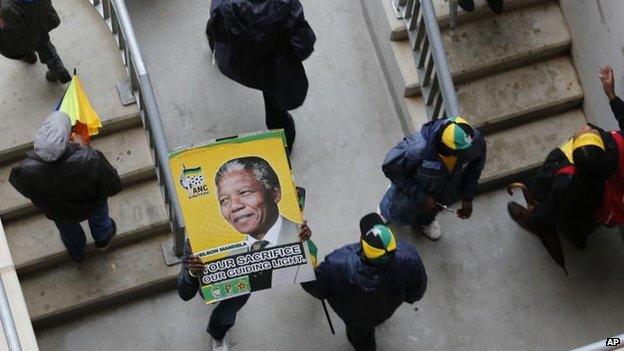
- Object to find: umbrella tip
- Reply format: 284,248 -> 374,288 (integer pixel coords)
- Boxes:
563,267 -> 569,276
73,68 -> 77,75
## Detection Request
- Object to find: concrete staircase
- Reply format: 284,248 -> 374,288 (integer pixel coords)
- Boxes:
0,0 -> 178,326
363,0 -> 587,190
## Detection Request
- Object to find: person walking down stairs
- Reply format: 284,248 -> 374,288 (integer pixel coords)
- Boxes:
379,117 -> 486,241
9,112 -> 121,263
0,0 -> 72,83
458,0 -> 504,14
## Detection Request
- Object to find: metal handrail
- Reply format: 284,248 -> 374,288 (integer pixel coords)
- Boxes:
449,0 -> 458,29
0,278 -> 21,351
87,0 -> 186,260
392,0 -> 461,121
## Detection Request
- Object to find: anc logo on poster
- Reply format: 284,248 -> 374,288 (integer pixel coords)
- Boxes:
179,165 -> 209,199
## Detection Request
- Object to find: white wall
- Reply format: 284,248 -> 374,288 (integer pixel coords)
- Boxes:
560,0 -> 624,130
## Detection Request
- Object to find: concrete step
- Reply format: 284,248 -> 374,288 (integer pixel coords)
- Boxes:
479,109 -> 585,189
0,126 -> 156,221
4,179 -> 169,273
396,1 -> 571,97
21,232 -> 178,324
458,56 -> 583,134
0,0 -> 140,164
387,0 -> 547,41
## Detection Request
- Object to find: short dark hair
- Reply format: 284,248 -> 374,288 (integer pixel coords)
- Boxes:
215,156 -> 280,191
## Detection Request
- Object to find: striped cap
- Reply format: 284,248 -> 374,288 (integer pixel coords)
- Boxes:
360,213 -> 397,265
441,116 -> 475,151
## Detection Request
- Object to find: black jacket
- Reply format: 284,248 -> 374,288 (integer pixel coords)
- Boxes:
302,243 -> 427,328
9,144 -> 122,222
0,0 -> 60,58
206,0 -> 316,110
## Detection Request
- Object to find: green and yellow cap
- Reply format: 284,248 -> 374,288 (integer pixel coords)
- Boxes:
360,213 -> 397,265
441,116 -> 475,151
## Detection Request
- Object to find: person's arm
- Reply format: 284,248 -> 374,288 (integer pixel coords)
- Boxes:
93,149 -> 122,197
8,165 -> 30,199
288,1 -> 316,61
382,134 -> 428,205
599,66 -> 624,129
403,247 -> 428,304
458,138 -> 486,207
301,261 -> 330,300
178,240 -> 201,301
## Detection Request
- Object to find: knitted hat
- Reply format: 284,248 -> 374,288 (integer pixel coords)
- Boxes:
440,116 -> 475,152
359,213 -> 397,265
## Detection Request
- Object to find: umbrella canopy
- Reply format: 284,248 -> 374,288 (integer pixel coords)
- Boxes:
55,74 -> 102,143
537,227 -> 568,275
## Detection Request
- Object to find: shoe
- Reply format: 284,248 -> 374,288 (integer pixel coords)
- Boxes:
211,336 -> 229,351
95,219 -> 117,251
458,0 -> 475,12
486,0 -> 504,14
507,201 -> 537,234
45,68 -> 71,84
20,52 -> 37,64
376,205 -> 389,224
421,218 -> 442,241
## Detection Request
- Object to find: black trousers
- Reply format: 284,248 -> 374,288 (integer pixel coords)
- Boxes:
346,325 -> 376,351
262,92 -> 295,150
207,294 -> 251,340
12,36 -> 64,70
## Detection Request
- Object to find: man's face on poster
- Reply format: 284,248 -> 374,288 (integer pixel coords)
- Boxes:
217,169 -> 281,238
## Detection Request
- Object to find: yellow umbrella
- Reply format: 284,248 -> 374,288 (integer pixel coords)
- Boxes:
56,74 -> 102,143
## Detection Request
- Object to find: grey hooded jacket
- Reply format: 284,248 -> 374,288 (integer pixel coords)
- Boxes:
9,112 -> 122,222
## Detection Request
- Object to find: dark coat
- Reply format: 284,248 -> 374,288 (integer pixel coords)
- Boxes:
0,0 -> 60,58
302,242 -> 427,328
206,0 -> 316,110
379,119 -> 486,225
9,144 -> 122,222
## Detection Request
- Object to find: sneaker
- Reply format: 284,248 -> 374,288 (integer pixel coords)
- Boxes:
421,218 -> 442,241
376,205 -> 389,224
20,52 -> 37,64
458,0 -> 475,12
211,336 -> 229,351
507,201 -> 537,234
486,0 -> 504,14
95,219 -> 117,251
45,68 -> 71,84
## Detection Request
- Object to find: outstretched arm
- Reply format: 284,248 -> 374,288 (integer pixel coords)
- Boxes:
599,66 -> 624,129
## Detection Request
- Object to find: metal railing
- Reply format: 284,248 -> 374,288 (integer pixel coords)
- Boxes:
392,0 -> 461,121
0,278 -> 21,351
87,0 -> 185,262
449,0 -> 458,29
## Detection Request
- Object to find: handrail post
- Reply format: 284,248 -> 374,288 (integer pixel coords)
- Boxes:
449,0 -> 458,30
420,0 -> 460,118
0,278 -> 21,351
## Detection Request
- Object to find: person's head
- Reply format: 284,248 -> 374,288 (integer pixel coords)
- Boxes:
33,111 -> 72,162
438,116 -> 477,159
215,157 -> 281,239
359,213 -> 397,265
572,124 -> 605,175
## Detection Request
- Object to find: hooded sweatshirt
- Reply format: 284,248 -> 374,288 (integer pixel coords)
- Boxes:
0,0 -> 61,58
9,112 -> 122,222
302,242 -> 427,327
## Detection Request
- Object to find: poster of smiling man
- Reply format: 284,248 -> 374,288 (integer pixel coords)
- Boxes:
169,130 -> 316,303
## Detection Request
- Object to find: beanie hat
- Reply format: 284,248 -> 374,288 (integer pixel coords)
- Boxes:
573,131 -> 605,174
440,116 -> 475,152
359,213 -> 397,265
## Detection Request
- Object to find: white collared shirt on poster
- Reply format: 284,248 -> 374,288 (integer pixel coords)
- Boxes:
245,215 -> 283,250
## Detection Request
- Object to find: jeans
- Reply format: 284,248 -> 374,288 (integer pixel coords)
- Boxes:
346,325 -> 376,351
263,92 -> 295,151
207,294 -> 251,340
53,202 -> 114,262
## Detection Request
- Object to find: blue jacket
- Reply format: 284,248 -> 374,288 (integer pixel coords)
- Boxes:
206,0 -> 316,110
302,242 -> 427,327
379,119 -> 486,224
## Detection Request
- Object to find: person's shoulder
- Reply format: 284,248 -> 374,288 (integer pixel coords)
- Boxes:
394,242 -> 423,265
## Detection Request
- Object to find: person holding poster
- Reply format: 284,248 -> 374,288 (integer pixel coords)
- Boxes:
177,223 -> 312,351
302,213 -> 427,351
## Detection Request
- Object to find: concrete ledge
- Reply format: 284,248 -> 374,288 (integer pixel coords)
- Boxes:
459,56 -> 584,134
0,126 -> 155,222
5,179 -> 169,273
22,232 -> 178,324
479,109 -> 585,188
0,222 -> 39,351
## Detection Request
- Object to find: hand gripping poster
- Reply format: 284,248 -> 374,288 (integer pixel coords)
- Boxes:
169,130 -> 316,303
